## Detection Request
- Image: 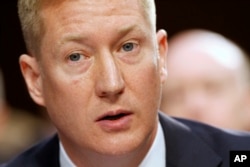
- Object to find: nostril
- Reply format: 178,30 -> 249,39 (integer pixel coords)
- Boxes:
99,88 -> 124,98
100,91 -> 108,97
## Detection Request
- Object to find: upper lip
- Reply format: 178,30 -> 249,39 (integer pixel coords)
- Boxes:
95,109 -> 132,121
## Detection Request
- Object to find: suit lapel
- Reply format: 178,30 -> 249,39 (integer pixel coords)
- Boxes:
34,135 -> 60,167
159,112 -> 222,167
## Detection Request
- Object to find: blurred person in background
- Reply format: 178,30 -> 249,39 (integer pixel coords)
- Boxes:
161,29 -> 250,131
0,69 -> 54,162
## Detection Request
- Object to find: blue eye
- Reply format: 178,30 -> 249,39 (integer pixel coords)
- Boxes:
69,53 -> 81,61
122,43 -> 134,52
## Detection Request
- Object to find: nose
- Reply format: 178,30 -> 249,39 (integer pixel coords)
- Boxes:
95,52 -> 125,101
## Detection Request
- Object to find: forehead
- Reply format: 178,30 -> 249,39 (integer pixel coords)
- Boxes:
41,0 -> 146,17
39,0 -> 154,49
168,51 -> 232,77
168,32 -> 244,70
165,54 -> 234,92
40,0 -> 152,34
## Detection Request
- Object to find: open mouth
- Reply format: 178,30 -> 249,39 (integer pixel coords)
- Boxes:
101,113 -> 128,121
96,110 -> 133,131
96,111 -> 132,122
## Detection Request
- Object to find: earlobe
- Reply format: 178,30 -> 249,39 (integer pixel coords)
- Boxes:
157,29 -> 168,83
19,54 -> 45,106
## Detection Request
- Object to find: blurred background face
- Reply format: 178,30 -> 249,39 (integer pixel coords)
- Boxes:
24,0 -> 166,159
161,31 -> 250,131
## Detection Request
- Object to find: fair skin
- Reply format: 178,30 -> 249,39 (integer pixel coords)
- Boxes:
161,30 -> 250,131
19,0 -> 167,167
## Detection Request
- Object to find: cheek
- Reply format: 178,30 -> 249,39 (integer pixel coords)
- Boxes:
41,71 -> 93,127
126,61 -> 162,111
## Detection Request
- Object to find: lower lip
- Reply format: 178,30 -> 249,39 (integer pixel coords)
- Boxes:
96,114 -> 133,132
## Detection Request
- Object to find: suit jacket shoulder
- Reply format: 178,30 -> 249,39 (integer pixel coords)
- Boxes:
0,135 -> 60,167
158,112 -> 250,167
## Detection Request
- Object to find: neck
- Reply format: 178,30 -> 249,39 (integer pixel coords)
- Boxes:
79,150 -> 146,167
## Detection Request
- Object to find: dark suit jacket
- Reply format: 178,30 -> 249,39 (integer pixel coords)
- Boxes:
1,112 -> 250,167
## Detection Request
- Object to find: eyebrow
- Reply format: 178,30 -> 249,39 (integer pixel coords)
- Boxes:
58,34 -> 86,46
118,25 -> 137,35
117,24 -> 147,38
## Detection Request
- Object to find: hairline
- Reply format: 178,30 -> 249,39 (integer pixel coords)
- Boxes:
18,0 -> 156,58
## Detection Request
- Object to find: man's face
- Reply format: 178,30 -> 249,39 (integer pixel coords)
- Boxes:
161,49 -> 249,130
23,0 -> 166,157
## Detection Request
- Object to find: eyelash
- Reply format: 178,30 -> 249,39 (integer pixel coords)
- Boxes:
120,41 -> 139,52
68,53 -> 82,61
67,52 -> 90,64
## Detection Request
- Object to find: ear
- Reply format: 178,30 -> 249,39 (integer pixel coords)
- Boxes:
19,54 -> 45,106
157,29 -> 168,83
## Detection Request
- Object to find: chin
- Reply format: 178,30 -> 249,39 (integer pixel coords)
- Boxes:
94,136 -> 143,156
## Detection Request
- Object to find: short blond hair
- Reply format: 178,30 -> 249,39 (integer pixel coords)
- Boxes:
18,0 -> 44,56
18,0 -> 156,56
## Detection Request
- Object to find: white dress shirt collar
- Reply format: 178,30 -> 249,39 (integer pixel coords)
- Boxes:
138,122 -> 166,167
